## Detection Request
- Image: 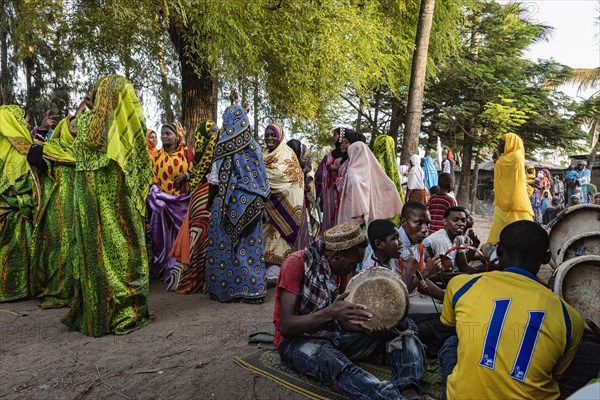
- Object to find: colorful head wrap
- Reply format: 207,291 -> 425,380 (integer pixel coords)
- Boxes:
265,123 -> 283,145
146,129 -> 157,158
161,123 -> 182,144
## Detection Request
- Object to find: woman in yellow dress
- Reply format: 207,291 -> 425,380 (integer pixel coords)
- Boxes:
487,133 -> 533,243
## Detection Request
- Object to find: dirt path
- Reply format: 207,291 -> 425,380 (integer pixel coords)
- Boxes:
0,214 -> 552,399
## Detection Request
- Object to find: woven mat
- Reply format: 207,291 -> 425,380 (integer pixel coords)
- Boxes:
234,349 -> 443,400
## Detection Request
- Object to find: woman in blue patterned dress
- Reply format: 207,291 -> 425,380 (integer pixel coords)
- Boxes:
205,105 -> 270,303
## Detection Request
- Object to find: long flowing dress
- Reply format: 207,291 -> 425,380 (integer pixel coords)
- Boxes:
29,117 -> 77,308
487,133 -> 534,243
148,137 -> 192,282
263,123 -> 304,270
61,75 -> 153,337
206,105 -> 270,303
0,105 -> 34,302
337,142 -> 403,225
169,120 -> 218,294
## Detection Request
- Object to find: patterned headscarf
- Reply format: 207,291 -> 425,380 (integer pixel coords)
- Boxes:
189,120 -> 218,190
0,105 -> 32,193
75,75 -> 152,216
214,105 -> 270,245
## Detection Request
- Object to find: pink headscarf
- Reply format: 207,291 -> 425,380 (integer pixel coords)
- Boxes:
337,141 -> 403,224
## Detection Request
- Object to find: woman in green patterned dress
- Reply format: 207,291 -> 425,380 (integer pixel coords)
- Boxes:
61,75 -> 153,336
29,116 -> 78,308
0,105 -> 34,302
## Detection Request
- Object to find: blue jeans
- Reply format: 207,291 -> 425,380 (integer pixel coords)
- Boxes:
278,319 -> 425,400
437,335 -> 458,400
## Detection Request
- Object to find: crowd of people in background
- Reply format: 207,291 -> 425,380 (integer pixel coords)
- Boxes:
0,76 -> 598,399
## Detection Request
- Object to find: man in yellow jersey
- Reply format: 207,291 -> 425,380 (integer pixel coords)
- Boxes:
438,220 -> 584,400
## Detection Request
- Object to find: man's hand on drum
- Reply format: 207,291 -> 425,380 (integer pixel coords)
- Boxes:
329,291 -> 373,328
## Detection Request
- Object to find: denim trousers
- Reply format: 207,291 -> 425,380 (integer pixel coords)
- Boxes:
437,335 -> 458,400
278,318 -> 425,400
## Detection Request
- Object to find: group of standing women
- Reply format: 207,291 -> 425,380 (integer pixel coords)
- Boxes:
1,74 -> 413,337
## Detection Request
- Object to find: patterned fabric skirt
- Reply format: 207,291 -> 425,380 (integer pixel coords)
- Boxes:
61,162 -> 151,337
168,180 -> 211,294
0,176 -> 33,302
206,200 -> 266,303
30,164 -> 76,308
408,188 -> 429,205
147,185 -> 190,281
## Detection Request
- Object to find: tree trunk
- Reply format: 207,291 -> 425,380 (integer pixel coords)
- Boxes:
356,97 -> 363,133
0,1 -> 13,105
157,36 -> 175,122
456,132 -> 473,207
168,23 -> 215,147
400,0 -> 435,164
472,152 -> 479,213
388,96 -> 403,151
587,120 -> 598,171
253,74 -> 259,141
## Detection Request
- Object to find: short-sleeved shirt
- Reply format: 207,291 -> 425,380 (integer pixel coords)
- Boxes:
427,194 -> 457,234
273,250 -> 349,349
441,268 -> 584,400
427,229 -> 465,272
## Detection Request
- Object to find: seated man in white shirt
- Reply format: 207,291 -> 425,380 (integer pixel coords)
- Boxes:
426,207 -> 478,275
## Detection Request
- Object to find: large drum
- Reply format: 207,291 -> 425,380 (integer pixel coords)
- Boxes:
346,267 -> 409,330
548,255 -> 600,326
547,204 -> 600,269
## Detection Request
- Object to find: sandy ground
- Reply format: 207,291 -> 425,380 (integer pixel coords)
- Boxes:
0,214 -> 553,400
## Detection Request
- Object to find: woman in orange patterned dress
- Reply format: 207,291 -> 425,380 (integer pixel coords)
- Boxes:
147,123 -> 193,282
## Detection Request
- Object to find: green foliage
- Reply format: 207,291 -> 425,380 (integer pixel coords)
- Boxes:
421,0 -> 583,158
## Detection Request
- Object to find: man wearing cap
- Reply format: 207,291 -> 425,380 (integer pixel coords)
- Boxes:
274,222 -> 429,400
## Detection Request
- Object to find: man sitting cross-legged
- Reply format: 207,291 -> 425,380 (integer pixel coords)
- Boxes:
274,222 -> 431,400
438,220 -> 584,400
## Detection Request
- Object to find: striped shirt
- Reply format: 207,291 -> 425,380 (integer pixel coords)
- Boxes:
427,194 -> 457,234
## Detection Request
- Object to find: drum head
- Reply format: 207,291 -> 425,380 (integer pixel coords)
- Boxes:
346,267 -> 409,330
